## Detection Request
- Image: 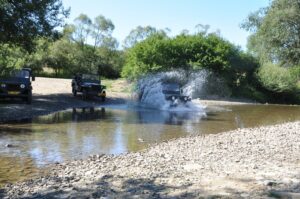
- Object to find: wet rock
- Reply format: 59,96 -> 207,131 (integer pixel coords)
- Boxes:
264,180 -> 277,186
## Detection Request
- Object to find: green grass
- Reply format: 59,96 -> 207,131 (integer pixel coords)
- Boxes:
101,79 -> 114,90
120,83 -> 134,93
101,78 -> 133,93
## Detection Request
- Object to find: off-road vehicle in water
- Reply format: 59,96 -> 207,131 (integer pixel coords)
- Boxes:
162,83 -> 191,107
0,68 -> 35,104
72,74 -> 106,101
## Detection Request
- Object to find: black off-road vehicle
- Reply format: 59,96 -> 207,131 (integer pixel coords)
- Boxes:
72,74 -> 106,101
162,83 -> 191,106
0,68 -> 35,104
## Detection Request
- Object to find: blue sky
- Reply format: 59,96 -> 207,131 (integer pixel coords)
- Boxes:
62,0 -> 270,49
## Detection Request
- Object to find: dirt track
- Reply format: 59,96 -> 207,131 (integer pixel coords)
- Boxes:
0,77 -> 128,122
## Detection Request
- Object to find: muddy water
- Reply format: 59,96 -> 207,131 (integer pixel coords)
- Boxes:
0,104 -> 300,185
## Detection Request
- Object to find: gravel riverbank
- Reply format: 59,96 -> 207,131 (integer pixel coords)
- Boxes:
2,121 -> 300,198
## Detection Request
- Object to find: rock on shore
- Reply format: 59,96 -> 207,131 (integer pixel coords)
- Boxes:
2,122 -> 300,198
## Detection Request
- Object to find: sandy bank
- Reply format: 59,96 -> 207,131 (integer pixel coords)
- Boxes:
0,77 -> 128,122
2,121 -> 300,198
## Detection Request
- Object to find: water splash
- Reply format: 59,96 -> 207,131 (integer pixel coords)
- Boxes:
133,70 -> 227,112
182,70 -> 231,99
182,71 -> 209,98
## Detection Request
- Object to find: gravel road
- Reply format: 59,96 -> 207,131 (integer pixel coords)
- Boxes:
0,77 -> 127,122
1,121 -> 300,198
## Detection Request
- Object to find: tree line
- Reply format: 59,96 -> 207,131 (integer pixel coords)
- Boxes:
0,10 -> 124,78
0,0 -> 299,103
241,0 -> 300,102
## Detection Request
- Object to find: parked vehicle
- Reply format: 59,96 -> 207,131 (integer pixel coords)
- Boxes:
0,68 -> 35,104
72,74 -> 106,101
162,83 -> 191,106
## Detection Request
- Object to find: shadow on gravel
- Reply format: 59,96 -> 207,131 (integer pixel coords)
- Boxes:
0,99 -> 27,105
267,182 -> 300,198
4,175 -> 300,198
0,93 -> 127,123
9,175 -> 204,199
223,177 -> 300,199
91,175 -> 198,198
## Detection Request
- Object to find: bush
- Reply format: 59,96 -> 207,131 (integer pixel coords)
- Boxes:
257,63 -> 298,93
122,33 -> 258,85
0,44 -> 27,75
290,66 -> 300,80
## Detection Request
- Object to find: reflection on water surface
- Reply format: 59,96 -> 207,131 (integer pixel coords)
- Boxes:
0,104 -> 300,185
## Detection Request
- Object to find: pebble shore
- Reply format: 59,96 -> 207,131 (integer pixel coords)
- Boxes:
2,121 -> 300,198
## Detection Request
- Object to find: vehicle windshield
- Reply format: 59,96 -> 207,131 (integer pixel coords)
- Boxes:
82,74 -> 99,81
162,83 -> 180,91
10,70 -> 30,78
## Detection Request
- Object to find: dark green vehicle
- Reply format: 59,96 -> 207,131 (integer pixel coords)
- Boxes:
0,68 -> 35,104
162,83 -> 191,107
72,74 -> 106,101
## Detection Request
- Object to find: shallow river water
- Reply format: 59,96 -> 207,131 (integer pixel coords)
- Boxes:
0,104 -> 300,185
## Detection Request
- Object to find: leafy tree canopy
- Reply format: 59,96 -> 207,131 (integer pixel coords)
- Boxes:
70,14 -> 117,49
122,32 -> 258,90
0,0 -> 69,50
123,26 -> 168,48
242,0 -> 300,66
22,14 -> 123,78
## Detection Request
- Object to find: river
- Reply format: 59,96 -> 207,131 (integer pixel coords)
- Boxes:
0,103 -> 300,185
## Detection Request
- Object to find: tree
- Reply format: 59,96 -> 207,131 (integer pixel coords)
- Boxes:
122,32 -> 258,86
92,15 -> 115,48
242,0 -> 300,102
0,0 -> 69,50
242,0 -> 300,66
257,63 -> 298,93
43,14 -> 122,78
195,24 -> 210,35
123,26 -> 168,48
48,38 -> 75,76
25,38 -> 52,73
73,14 -> 92,48
0,44 -> 27,75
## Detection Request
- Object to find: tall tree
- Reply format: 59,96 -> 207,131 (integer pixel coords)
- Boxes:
0,44 -> 27,75
63,14 -> 120,76
73,14 -> 92,47
195,24 -> 210,35
92,15 -> 115,48
0,0 -> 69,50
242,0 -> 300,66
123,26 -> 168,48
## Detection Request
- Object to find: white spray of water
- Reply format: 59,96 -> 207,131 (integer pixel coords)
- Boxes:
134,70 -> 217,112
182,71 -> 209,98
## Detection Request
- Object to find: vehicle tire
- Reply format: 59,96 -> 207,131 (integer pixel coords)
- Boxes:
27,90 -> 32,104
82,89 -> 87,100
72,87 -> 77,97
101,96 -> 106,102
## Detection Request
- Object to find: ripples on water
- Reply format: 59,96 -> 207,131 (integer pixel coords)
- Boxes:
1,104 -> 300,185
